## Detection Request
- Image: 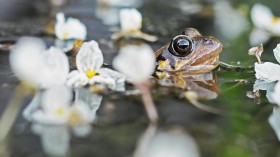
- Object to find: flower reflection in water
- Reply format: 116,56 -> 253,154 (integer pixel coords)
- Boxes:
134,124 -> 200,157
23,87 -> 102,156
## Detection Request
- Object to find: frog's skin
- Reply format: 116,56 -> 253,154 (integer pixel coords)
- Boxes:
155,28 -> 223,75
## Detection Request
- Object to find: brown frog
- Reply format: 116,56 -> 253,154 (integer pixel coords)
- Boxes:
155,28 -> 223,75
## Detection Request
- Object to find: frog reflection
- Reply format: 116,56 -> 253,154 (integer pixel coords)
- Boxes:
155,28 -> 223,75
157,72 -> 219,100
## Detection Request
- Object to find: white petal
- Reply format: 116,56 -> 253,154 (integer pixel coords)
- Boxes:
67,70 -> 82,86
41,47 -> 69,88
272,82 -> 280,106
32,124 -> 70,157
23,92 -> 41,121
249,28 -> 270,46
55,12 -> 87,40
67,17 -> 87,40
72,125 -> 92,137
251,4 -> 273,29
142,130 -> 200,157
269,107 -> 280,141
253,79 -> 277,103
54,39 -> 74,52
76,40 -> 104,72
41,86 -> 72,115
71,101 -> 95,124
214,1 -> 248,39
88,75 -> 115,87
9,37 -> 46,87
273,44 -> 280,63
74,88 -> 102,111
255,62 -> 280,81
32,110 -> 68,125
99,68 -> 126,91
120,8 -> 142,32
113,44 -> 155,83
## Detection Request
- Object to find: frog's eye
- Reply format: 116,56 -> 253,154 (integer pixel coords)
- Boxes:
169,35 -> 193,57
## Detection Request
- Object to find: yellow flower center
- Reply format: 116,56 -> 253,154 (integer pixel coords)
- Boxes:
55,107 -> 65,116
272,16 -> 279,24
63,32 -> 69,39
86,69 -> 98,79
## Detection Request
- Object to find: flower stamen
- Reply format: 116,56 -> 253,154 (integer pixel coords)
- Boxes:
86,69 -> 98,79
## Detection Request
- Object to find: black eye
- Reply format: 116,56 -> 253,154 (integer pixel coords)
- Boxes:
169,35 -> 193,57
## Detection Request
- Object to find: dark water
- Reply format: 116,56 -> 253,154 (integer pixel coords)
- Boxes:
0,0 -> 280,157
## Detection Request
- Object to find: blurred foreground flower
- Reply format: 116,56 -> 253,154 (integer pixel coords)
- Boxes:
55,12 -> 87,40
67,40 -> 125,91
10,37 -> 69,89
250,3 -> 280,45
269,107 -> 280,141
111,8 -> 157,42
113,44 -> 158,122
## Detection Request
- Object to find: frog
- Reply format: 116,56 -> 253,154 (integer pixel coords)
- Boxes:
155,28 -> 223,75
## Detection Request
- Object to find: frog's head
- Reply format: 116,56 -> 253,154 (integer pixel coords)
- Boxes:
155,28 -> 223,75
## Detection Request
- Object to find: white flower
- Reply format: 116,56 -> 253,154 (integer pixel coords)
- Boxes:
10,37 -> 69,88
113,44 -> 155,83
67,40 -> 125,90
250,4 -> 280,45
120,8 -> 142,32
55,12 -> 87,40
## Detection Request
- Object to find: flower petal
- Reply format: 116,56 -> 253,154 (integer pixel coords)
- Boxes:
113,44 -> 155,83
269,107 -> 280,141
74,88 -> 102,111
120,8 -> 142,32
41,86 -> 72,115
98,68 -> 126,91
32,124 -> 70,156
42,47 -> 69,88
272,81 -> 280,106
9,37 -> 46,87
255,62 -> 280,81
253,79 -> 277,103
273,44 -> 280,64
76,40 -> 104,72
249,28 -> 270,46
251,3 -> 273,29
55,12 -> 87,40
